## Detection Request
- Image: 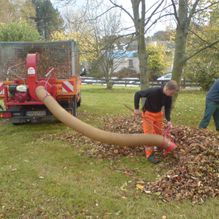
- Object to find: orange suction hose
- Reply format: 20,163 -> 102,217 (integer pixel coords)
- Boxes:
36,86 -> 175,149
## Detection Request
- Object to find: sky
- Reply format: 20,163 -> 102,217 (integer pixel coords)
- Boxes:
118,0 -> 175,35
52,0 -> 175,36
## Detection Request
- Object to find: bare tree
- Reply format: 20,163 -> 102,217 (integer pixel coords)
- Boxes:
56,0 -> 219,93
109,0 -> 172,89
58,0 -> 172,89
131,0 -> 147,89
171,0 -> 219,94
89,5 -> 123,89
62,0 -> 125,89
97,0 -> 219,92
171,0 -> 199,87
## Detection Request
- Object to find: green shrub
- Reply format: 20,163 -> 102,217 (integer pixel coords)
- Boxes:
0,21 -> 40,41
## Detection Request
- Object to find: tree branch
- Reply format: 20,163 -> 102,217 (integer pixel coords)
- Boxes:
144,2 -> 173,26
90,6 -> 118,21
145,0 -> 163,14
185,39 -> 219,62
141,0 -> 145,22
145,12 -> 174,33
187,0 -> 200,26
192,1 -> 219,15
170,0 -> 180,25
188,28 -> 219,51
109,0 -> 134,22
145,0 -> 165,26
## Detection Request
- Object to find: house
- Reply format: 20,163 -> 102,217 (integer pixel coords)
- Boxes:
112,39 -> 175,75
112,50 -> 140,73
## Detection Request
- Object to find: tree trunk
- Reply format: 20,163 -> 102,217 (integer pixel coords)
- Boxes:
106,73 -> 113,89
172,26 -> 187,85
138,27 -> 149,90
106,81 -> 113,89
172,0 -> 189,101
105,66 -> 113,89
131,0 -> 149,90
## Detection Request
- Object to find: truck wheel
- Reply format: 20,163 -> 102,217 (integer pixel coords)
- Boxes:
77,97 -> 81,107
71,96 -> 77,117
12,117 -> 26,125
76,93 -> 81,107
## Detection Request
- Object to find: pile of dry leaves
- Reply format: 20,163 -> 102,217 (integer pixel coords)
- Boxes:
49,115 -> 219,204
143,126 -> 219,204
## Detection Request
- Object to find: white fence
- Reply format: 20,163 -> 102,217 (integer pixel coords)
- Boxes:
81,77 -> 200,88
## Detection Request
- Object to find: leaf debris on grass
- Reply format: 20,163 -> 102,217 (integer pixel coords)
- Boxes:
144,126 -> 219,204
44,115 -> 219,204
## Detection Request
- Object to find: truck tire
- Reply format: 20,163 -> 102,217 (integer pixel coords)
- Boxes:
77,96 -> 81,107
12,117 -> 27,125
70,96 -> 77,117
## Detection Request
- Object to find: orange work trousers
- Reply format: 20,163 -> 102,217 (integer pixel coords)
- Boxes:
142,111 -> 164,158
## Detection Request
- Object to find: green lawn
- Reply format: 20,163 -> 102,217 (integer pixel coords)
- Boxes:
0,85 -> 218,219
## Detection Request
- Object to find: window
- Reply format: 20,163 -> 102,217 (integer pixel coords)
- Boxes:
128,59 -> 134,68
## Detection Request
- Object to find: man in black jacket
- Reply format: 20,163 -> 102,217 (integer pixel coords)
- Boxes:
134,80 -> 179,163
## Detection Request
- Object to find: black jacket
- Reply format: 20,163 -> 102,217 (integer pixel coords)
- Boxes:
134,87 -> 172,121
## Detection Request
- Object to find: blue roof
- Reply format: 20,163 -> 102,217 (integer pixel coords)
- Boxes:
112,50 -> 138,58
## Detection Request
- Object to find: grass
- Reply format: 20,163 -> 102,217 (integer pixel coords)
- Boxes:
80,85 -> 215,129
0,85 -> 218,219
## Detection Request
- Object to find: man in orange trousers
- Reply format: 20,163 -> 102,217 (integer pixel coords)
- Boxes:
134,80 -> 178,163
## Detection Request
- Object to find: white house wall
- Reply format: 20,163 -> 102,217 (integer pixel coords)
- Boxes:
113,57 -> 140,73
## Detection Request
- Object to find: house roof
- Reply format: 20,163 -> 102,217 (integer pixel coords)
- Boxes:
112,50 -> 138,58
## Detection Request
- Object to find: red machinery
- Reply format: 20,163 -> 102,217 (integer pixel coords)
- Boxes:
0,41 -> 81,124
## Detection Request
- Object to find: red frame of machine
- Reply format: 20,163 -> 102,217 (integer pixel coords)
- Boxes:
0,52 -> 81,118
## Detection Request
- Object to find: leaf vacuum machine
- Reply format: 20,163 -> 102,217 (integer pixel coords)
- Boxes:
0,41 -> 81,124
